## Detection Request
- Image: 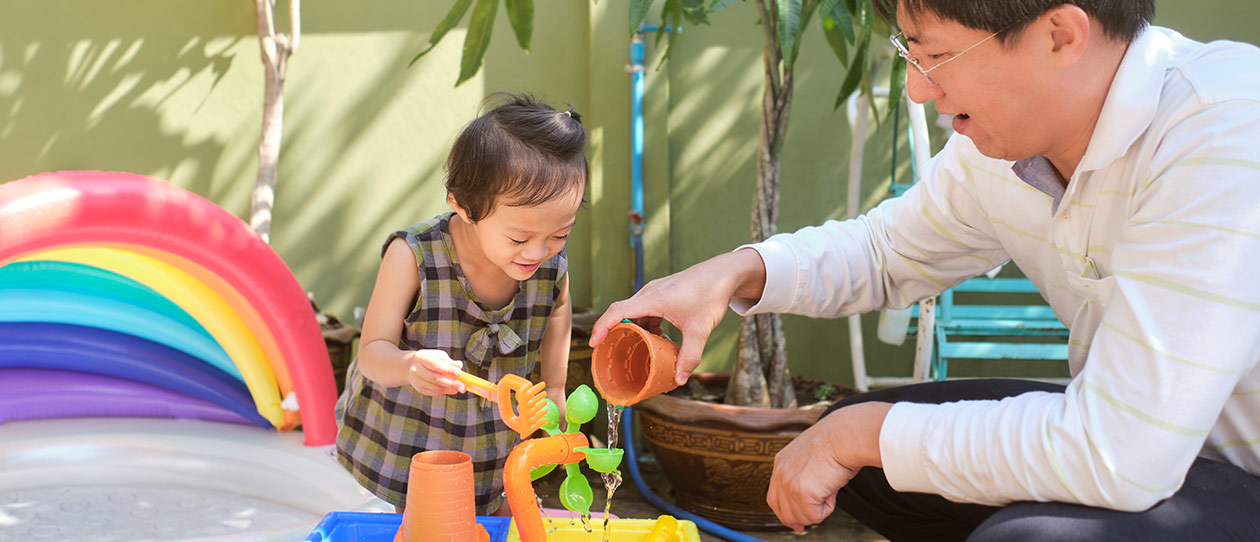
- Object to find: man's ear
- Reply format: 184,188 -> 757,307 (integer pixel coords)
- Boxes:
447,192 -> 473,224
1045,4 -> 1090,67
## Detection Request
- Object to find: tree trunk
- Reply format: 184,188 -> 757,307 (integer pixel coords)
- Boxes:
252,0 -> 300,244
727,0 -> 797,409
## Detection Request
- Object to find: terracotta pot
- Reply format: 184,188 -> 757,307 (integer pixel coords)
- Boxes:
396,450 -> 479,542
592,322 -> 681,406
636,373 -> 852,530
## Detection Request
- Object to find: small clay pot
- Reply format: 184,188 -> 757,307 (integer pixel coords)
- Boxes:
592,322 -> 681,406
396,450 -> 478,542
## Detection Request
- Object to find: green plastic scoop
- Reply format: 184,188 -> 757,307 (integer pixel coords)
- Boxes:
575,446 -> 623,474
558,462 -> 593,515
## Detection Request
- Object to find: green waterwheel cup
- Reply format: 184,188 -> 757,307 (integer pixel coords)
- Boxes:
530,462 -> 557,481
558,463 -> 593,515
575,447 -> 623,474
540,397 -> 561,435
566,384 -> 599,427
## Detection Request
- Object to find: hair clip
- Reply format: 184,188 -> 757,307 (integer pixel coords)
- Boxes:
564,105 -> 583,123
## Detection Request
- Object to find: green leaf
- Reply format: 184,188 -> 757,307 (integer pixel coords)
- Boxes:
678,0 -> 711,24
505,0 -> 533,53
630,0 -> 656,33
777,0 -> 802,67
409,0 -> 474,67
887,56 -> 907,120
653,0 -> 684,48
787,0 -> 818,66
820,15 -> 850,62
820,0 -> 854,44
707,0 -> 740,11
857,31 -> 879,120
650,0 -> 713,68
456,0 -> 499,87
833,27 -> 867,109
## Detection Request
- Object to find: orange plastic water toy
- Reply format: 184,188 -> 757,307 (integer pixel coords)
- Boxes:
591,322 -> 682,406
395,450 -> 490,542
380,385 -> 703,542
455,372 -> 548,439
503,431 -> 590,542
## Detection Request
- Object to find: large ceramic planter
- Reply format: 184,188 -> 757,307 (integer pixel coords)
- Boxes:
636,373 -> 852,530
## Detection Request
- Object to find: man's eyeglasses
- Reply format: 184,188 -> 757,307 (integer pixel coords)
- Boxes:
889,29 -> 1001,86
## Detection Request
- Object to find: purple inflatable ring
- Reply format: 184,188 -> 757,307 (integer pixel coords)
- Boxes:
0,368 -> 251,425
0,322 -> 270,428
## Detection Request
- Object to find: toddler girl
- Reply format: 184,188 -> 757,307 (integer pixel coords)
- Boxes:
336,93 -> 586,515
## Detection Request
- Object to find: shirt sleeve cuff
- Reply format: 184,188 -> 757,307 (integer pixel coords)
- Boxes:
880,401 -> 937,494
729,241 -> 796,316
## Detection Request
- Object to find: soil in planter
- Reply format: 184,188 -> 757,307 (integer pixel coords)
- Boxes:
669,373 -> 855,411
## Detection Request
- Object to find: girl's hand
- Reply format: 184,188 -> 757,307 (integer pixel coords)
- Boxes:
404,349 -> 467,396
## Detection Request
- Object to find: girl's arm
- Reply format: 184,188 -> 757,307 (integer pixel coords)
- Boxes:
537,275 -> 572,428
357,238 -> 463,395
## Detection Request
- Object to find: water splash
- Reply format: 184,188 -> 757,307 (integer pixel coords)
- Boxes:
579,513 -> 593,533
601,469 -> 623,541
536,494 -> 559,534
601,404 -> 626,541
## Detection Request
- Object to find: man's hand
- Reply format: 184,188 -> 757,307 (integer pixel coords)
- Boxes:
767,402 -> 891,532
589,248 -> 767,385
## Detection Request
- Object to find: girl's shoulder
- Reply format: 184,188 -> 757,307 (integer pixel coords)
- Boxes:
379,212 -> 454,259
399,213 -> 453,243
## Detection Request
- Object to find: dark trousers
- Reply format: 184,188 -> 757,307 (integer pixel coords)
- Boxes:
827,379 -> 1260,541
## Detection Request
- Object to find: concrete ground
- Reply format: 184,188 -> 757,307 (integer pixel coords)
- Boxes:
532,458 -> 887,542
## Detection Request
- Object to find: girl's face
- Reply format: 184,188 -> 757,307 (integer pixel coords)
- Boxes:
449,186 -> 583,281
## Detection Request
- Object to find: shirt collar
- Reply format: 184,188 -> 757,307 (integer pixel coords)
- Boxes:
1012,155 -> 1067,213
1076,25 -> 1175,173
1009,25 -> 1175,209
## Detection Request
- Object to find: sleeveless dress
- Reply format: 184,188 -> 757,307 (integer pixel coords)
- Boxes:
335,212 -> 566,514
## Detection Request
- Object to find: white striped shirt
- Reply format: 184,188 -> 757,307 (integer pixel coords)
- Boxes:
738,26 -> 1260,511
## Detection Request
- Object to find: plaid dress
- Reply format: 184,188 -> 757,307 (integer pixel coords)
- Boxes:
335,213 -> 566,513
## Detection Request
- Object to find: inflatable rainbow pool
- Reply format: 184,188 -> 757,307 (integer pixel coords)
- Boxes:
0,171 -> 386,540
0,170 -> 337,446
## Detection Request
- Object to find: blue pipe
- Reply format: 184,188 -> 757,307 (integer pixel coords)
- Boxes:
629,25 -> 680,292
630,32 -> 646,292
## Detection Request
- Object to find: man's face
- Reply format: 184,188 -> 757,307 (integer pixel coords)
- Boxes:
898,6 -> 1055,162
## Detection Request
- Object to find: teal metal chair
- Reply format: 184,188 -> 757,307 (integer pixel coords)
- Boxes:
922,275 -> 1070,382
860,95 -> 1070,386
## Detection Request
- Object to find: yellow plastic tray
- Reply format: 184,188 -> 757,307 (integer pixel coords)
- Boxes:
506,516 -> 701,541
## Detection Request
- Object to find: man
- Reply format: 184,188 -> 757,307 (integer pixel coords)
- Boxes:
590,1 -> 1260,540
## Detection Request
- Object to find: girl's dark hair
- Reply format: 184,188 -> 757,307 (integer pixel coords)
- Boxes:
445,92 -> 588,222
874,0 -> 1154,44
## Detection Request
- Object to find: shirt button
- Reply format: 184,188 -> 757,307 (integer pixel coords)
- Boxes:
1062,212 -> 1071,221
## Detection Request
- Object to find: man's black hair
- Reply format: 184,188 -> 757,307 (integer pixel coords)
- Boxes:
874,0 -> 1154,43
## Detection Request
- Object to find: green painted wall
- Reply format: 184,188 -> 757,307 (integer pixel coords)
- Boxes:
0,0 -> 614,319
1,1 -> 1256,387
